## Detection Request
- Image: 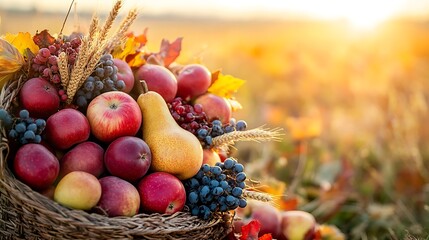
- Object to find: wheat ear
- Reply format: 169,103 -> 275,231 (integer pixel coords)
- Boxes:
98,0 -> 122,44
67,36 -> 89,103
212,127 -> 283,149
57,52 -> 69,89
104,8 -> 138,53
242,189 -> 273,202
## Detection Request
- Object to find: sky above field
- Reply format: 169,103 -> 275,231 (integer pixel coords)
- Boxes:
1,0 -> 429,29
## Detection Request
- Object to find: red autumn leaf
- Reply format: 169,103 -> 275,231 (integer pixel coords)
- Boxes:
154,37 -> 182,67
32,29 -> 56,48
240,219 -> 261,240
258,234 -> 273,240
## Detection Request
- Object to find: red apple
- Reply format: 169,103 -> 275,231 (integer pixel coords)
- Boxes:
137,172 -> 186,214
194,93 -> 232,124
104,136 -> 151,182
45,108 -> 90,150
278,210 -> 317,240
202,149 -> 221,166
13,143 -> 59,191
235,200 -> 282,239
19,77 -> 60,119
86,91 -> 142,142
176,64 -> 212,100
97,176 -> 140,217
114,58 -> 135,93
59,141 -> 105,179
134,64 -> 177,102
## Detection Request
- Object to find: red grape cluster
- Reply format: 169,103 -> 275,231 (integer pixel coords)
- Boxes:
31,37 -> 82,101
168,97 -> 208,134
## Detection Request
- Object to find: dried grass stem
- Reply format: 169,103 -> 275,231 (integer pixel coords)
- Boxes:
212,127 -> 283,149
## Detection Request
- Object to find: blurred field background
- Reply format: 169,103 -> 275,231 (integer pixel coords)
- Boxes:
2,1 -> 429,239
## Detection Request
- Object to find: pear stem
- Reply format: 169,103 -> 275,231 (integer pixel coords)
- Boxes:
141,80 -> 148,93
136,80 -> 149,95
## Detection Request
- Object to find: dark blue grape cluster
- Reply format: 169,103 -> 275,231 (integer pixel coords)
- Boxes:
75,54 -> 125,108
7,110 -> 46,145
184,158 -> 247,220
196,119 -> 247,148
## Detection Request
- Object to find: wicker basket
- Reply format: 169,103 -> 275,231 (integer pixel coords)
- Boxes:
0,75 -> 232,239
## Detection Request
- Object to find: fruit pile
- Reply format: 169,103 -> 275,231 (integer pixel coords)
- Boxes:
0,0 -> 282,225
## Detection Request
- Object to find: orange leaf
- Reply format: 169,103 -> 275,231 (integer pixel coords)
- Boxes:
112,30 -> 148,68
154,37 -> 182,67
33,29 -> 55,48
3,32 -> 39,55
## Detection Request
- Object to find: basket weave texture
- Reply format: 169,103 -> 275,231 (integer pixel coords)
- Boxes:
0,75 -> 231,239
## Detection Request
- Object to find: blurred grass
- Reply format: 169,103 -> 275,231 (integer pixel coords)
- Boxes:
1,9 -> 429,239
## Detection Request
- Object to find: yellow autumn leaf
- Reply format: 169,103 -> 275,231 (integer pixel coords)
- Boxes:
207,73 -> 245,99
2,32 -> 39,55
0,38 -> 25,88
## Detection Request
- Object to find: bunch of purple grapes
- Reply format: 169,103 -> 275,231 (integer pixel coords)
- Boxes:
168,97 -> 248,148
168,97 -> 208,134
184,158 -> 247,220
74,54 -> 124,109
4,109 -> 46,145
31,37 -> 82,102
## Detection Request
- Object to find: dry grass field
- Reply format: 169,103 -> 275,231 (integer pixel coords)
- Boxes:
2,9 -> 429,239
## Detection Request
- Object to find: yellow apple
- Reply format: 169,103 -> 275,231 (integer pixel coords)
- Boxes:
54,171 -> 101,210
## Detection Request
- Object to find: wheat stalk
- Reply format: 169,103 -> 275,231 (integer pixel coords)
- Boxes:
242,189 -> 273,202
67,36 -> 89,103
104,8 -> 138,53
65,0 -> 138,103
57,52 -> 69,89
212,127 -> 283,149
98,0 -> 122,44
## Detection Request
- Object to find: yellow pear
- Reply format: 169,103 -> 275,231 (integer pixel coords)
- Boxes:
137,90 -> 203,180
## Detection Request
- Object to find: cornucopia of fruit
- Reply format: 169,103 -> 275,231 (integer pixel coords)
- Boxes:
0,0 -> 282,223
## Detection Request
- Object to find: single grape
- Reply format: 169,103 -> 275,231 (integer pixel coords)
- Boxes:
189,178 -> 200,189
225,195 -> 237,207
8,129 -> 18,138
238,181 -> 246,189
200,186 -> 210,198
238,198 -> 247,208
236,172 -> 247,182
220,181 -> 229,189
105,59 -> 114,66
15,123 -> 26,133
198,205 -> 212,220
24,130 -> 36,140
95,68 -> 105,78
202,164 -> 211,173
27,123 -> 38,132
191,206 -> 199,216
232,187 -> 243,197
95,81 -> 104,90
197,128 -> 208,139
234,163 -> 244,173
116,80 -> 125,90
236,120 -> 247,131
209,180 -> 219,188
76,95 -> 87,107
212,187 -> 223,196
34,135 -> 42,143
212,119 -> 222,126
84,81 -> 95,91
104,66 -> 114,76
219,204 -> 228,212
224,158 -> 236,169
35,119 -> 46,128
210,166 -> 222,176
19,109 -> 30,119
188,191 -> 199,204
209,203 -> 218,212
217,174 -> 227,181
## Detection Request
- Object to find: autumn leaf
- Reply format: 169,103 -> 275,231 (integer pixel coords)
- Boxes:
258,234 -> 273,240
112,31 -> 148,68
153,37 -> 183,67
3,32 -> 39,55
240,220 -> 261,240
208,73 -> 245,99
33,29 -> 55,48
0,38 -> 25,88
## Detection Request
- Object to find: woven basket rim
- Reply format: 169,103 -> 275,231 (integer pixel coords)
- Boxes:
0,73 -> 232,239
